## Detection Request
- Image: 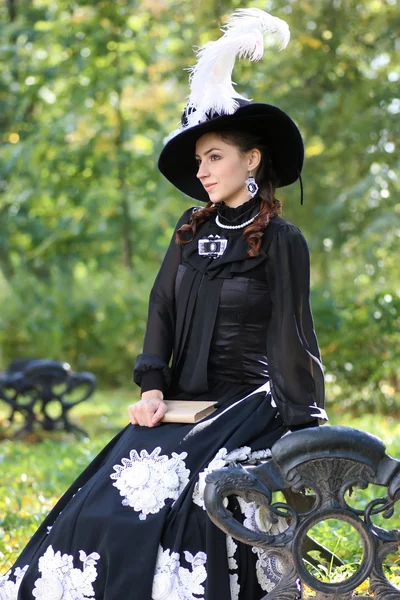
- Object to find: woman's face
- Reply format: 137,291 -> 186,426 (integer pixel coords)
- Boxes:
195,133 -> 260,207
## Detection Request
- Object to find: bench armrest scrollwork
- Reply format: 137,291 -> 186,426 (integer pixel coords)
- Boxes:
204,426 -> 400,600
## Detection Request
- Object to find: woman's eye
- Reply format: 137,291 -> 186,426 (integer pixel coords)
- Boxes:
196,155 -> 220,165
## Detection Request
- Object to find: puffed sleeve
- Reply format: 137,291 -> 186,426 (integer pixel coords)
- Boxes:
266,224 -> 327,428
133,208 -> 193,394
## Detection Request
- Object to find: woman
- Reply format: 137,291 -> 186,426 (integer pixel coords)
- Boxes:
1,9 -> 326,600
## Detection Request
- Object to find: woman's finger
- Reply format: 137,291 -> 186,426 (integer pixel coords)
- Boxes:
128,399 -> 165,427
144,403 -> 157,428
128,406 -> 137,425
152,402 -> 168,424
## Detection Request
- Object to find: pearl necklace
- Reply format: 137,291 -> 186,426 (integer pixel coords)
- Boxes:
215,212 -> 260,230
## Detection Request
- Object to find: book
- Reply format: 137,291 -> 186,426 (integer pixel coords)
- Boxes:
161,400 -> 217,424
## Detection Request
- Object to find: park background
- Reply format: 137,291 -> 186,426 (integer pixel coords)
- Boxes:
0,0 -> 399,586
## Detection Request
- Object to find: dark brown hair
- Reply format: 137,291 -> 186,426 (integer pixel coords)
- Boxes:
175,130 -> 282,257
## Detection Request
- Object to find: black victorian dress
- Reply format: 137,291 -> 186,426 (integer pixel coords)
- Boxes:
3,197 -> 326,600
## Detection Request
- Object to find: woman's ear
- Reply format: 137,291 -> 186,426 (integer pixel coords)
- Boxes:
247,148 -> 261,172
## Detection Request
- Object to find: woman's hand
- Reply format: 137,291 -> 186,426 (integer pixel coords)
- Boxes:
128,390 -> 168,427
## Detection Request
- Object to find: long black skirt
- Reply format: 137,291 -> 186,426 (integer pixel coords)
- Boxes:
2,380 -> 287,600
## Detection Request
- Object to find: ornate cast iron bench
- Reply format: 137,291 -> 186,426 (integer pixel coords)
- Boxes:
0,359 -> 96,436
204,426 -> 400,599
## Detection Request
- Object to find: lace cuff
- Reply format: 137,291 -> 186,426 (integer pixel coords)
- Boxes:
133,353 -> 172,392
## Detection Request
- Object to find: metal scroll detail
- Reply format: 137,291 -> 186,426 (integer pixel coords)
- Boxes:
0,359 -> 96,436
204,426 -> 400,599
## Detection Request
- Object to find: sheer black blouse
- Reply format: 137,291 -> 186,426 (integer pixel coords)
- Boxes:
134,199 -> 326,428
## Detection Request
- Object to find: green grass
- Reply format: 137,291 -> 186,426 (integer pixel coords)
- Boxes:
0,388 -> 136,569
0,388 -> 399,595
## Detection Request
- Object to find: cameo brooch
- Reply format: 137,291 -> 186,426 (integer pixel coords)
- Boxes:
198,234 -> 228,259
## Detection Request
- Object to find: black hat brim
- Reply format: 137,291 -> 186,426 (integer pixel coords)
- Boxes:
158,103 -> 304,202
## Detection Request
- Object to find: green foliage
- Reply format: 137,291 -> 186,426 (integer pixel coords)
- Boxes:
304,514 -> 400,593
0,387 -> 129,568
0,0 -> 399,408
0,267 -> 150,385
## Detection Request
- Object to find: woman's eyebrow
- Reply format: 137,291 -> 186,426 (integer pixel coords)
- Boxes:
195,147 -> 222,158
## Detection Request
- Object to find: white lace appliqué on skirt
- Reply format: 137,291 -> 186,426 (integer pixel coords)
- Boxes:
0,565 -> 29,600
31,545 -> 100,600
152,546 -> 207,600
237,497 -> 286,592
191,444 -> 284,594
226,536 -> 240,600
192,446 -> 271,510
110,446 -> 190,520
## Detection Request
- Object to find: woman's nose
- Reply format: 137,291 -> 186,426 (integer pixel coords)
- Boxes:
196,161 -> 209,179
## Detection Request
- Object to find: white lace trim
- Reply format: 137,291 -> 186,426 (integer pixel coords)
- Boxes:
152,546 -> 207,600
184,380 -> 272,441
226,536 -> 238,571
229,574 -> 240,600
183,412 -> 220,440
0,565 -> 29,600
237,498 -> 285,592
253,550 -> 283,593
192,446 -> 271,510
32,545 -> 100,600
236,497 -> 288,537
226,536 -> 240,599
110,446 -> 190,520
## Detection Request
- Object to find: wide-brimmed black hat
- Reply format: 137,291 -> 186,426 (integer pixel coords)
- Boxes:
157,8 -> 303,202
158,99 -> 304,203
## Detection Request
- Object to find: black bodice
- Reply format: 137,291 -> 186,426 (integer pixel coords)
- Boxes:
208,276 -> 270,385
134,198 -> 327,428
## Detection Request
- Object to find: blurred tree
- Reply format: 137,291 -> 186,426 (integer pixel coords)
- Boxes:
0,0 -> 398,406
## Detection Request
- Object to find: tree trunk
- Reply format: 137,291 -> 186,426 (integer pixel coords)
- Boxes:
114,59 -> 134,271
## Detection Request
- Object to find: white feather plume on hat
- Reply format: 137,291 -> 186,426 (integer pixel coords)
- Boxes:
185,8 -> 290,128
159,9 -> 303,198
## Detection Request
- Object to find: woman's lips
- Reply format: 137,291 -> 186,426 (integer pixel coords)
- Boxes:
204,183 -> 217,191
